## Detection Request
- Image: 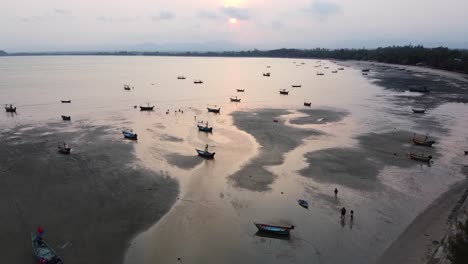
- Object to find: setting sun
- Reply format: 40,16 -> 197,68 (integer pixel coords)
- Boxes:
229,17 -> 238,24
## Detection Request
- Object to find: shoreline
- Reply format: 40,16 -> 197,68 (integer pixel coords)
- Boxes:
376,179 -> 468,264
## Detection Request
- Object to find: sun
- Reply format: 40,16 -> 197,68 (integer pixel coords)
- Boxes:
229,17 -> 238,24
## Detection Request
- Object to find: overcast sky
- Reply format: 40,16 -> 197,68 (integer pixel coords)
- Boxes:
1,0 -> 468,52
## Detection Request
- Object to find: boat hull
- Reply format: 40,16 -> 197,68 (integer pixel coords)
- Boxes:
304,102 -> 311,107
31,233 -> 64,264
60,100 -> 71,103
254,223 -> 293,236
123,131 -> 138,140
196,149 -> 215,159
197,125 -> 213,133
139,106 -> 154,111
409,153 -> 432,162
207,107 -> 220,113
61,115 -> 71,121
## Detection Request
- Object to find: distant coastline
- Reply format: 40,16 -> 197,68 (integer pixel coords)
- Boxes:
1,45 -> 467,74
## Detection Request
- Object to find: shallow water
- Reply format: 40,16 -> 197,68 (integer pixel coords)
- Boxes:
1,56 -> 467,264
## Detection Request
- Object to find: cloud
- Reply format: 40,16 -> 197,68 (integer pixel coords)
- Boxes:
197,10 -> 219,20
271,21 -> 284,29
304,1 -> 341,21
97,16 -> 139,22
220,7 -> 250,20
151,10 -> 175,21
54,9 -> 71,15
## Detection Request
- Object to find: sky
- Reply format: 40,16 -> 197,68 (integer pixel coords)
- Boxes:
1,0 -> 468,52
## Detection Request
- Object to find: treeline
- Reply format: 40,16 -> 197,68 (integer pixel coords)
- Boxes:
141,46 -> 468,74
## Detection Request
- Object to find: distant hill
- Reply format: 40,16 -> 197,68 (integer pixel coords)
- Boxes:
0,50 -> 7,56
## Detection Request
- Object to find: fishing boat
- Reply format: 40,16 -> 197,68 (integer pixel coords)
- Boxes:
338,67 -> 344,70
61,115 -> 71,121
196,145 -> 215,159
409,152 -> 432,162
254,223 -> 294,236
411,108 -> 426,114
5,104 -> 16,112
57,142 -> 71,154
297,199 -> 309,209
31,232 -> 64,264
279,89 -> 289,95
123,130 -> 138,140
60,100 -> 71,103
291,85 -> 301,88
304,101 -> 311,107
263,72 -> 271,77
139,104 -> 155,111
332,70 -> 338,73
236,89 -> 245,92
362,72 -> 368,76
324,67 -> 329,69
123,84 -> 131,90
207,106 -> 221,113
362,68 -> 370,73
177,76 -> 186,80
316,72 -> 324,76
197,124 -> 213,133
409,86 -> 429,93
230,96 -> 241,102
194,80 -> 203,84
267,66 -> 271,68
464,151 -> 468,155
412,134 -> 435,147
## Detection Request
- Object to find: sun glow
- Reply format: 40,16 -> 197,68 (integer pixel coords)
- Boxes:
223,0 -> 243,7
229,17 -> 238,24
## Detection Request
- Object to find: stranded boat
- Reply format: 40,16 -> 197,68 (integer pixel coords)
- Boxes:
263,73 -> 271,77
304,101 -> 311,107
124,84 -> 131,90
230,96 -> 241,102
412,134 -> 435,147
57,142 -> 71,154
236,89 -> 245,92
207,106 -> 221,113
297,199 -> 309,209
254,223 -> 294,236
123,130 -> 138,140
409,152 -> 432,163
60,100 -> 71,103
279,89 -> 289,95
31,232 -> 64,264
177,76 -> 186,80
5,104 -> 16,112
194,80 -> 203,84
139,104 -> 155,111
61,115 -> 71,121
411,108 -> 426,114
196,145 -> 215,159
291,85 -> 301,88
197,122 -> 213,133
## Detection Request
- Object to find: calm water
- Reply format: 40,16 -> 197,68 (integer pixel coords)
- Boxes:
1,56 -> 466,264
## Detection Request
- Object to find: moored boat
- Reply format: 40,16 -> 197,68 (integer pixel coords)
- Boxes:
338,67 -> 344,70
332,70 -> 338,73
124,84 -> 131,90
316,72 -> 324,76
304,101 -> 311,107
194,80 -> 203,84
57,142 -> 71,154
5,104 -> 16,112
411,108 -> 426,114
236,89 -> 245,92
412,134 -> 435,147
60,100 -> 71,103
254,223 -> 294,236
207,106 -> 220,113
196,145 -> 215,159
279,89 -> 289,95
362,68 -> 370,73
292,85 -> 301,88
123,130 -> 138,140
177,76 -> 186,80
197,122 -> 213,133
298,199 -> 309,209
409,152 -> 432,162
409,86 -> 429,93
230,96 -> 241,102
139,104 -> 155,111
61,115 -> 71,121
31,232 -> 64,264
263,72 -> 271,77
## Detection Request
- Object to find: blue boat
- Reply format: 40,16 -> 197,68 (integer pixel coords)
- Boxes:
196,146 -> 215,159
254,223 -> 294,236
31,232 -> 64,264
197,125 -> 213,133
297,199 -> 309,209
123,131 -> 138,140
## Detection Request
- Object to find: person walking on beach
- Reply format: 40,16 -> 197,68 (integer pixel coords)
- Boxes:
334,188 -> 338,199
341,207 -> 346,219
350,210 -> 354,221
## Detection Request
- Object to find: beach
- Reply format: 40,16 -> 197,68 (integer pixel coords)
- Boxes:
1,56 -> 467,263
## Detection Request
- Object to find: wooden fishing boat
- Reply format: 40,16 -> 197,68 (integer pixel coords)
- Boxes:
194,80 -> 203,84
31,232 -> 64,264
263,73 -> 271,77
338,67 -> 344,70
57,142 -> 71,154
254,223 -> 294,236
304,102 -> 311,107
139,105 -> 155,111
412,134 -> 435,147
324,67 -> 329,69
362,72 -> 368,76
292,85 -> 301,88
123,131 -> 138,140
236,89 -> 245,92
5,104 -> 16,112
197,125 -> 213,133
267,66 -> 271,68
316,72 -> 324,76
61,115 -> 71,121
230,96 -> 241,102
177,76 -> 186,80
123,84 -> 131,90
196,149 -> 215,159
362,68 -> 370,73
409,86 -> 429,93
207,107 -> 220,113
279,89 -> 289,95
60,100 -> 71,103
411,108 -> 426,114
298,199 -> 309,209
332,70 -> 338,73
409,152 -> 432,162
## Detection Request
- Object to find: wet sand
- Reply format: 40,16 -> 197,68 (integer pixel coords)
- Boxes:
0,122 -> 178,264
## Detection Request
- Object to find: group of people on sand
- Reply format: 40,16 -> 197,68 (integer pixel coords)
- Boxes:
334,188 -> 354,224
